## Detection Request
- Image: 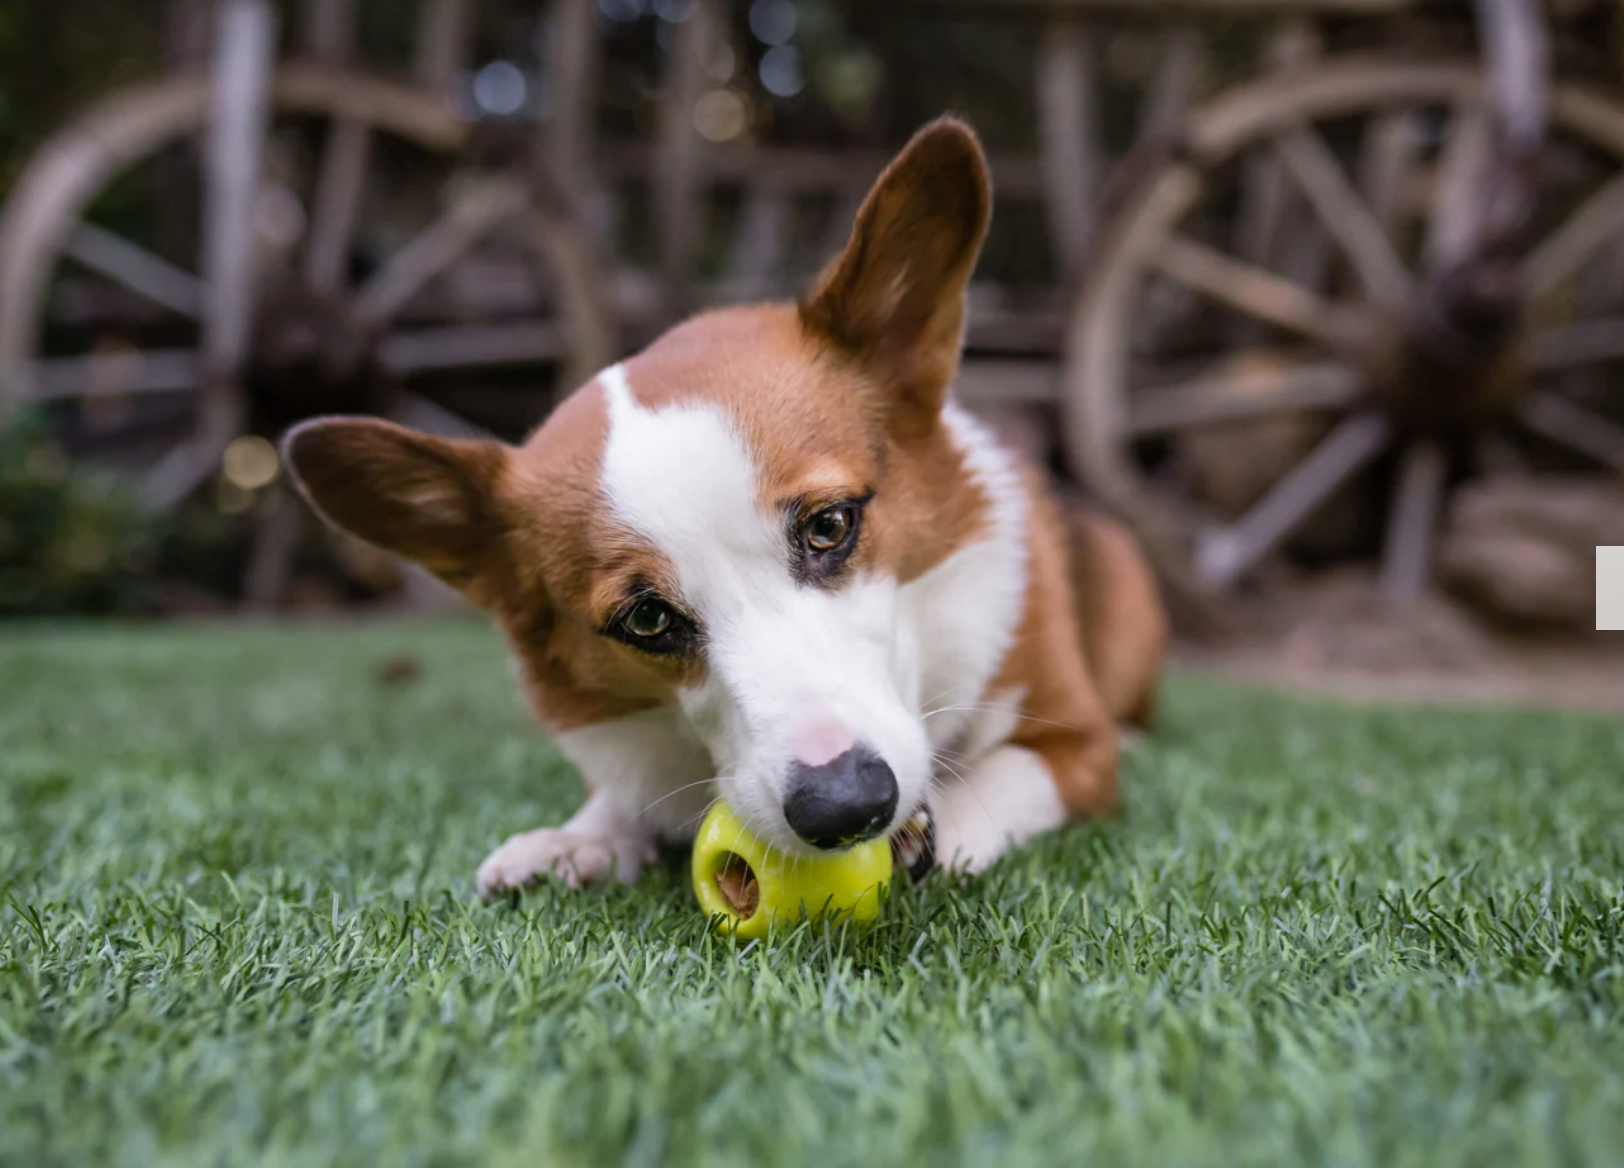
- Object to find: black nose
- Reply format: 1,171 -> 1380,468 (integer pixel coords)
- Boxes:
783,746 -> 899,849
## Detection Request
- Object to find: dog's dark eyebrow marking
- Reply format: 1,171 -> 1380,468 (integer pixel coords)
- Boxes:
778,487 -> 875,521
598,578 -> 657,637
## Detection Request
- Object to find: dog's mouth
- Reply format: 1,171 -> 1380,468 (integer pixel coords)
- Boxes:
714,852 -> 761,918
890,807 -> 935,883
709,809 -> 934,920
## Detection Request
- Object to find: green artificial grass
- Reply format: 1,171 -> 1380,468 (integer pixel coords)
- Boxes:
2,620 -> 1622,1168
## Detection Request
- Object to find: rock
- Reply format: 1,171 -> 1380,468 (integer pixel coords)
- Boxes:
1266,567 -> 1497,673
1440,477 -> 1624,629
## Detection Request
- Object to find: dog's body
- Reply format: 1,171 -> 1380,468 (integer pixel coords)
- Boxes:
286,119 -> 1166,897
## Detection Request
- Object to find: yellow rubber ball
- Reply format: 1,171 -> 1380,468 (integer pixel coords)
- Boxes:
691,799 -> 894,940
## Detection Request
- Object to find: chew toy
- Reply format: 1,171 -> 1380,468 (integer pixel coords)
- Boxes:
691,799 -> 894,939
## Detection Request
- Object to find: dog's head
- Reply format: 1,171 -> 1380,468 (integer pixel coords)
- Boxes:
284,119 -> 992,853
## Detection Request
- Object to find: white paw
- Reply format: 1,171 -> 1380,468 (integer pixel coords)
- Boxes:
476,828 -> 657,900
930,745 -> 1069,876
930,819 -> 1004,876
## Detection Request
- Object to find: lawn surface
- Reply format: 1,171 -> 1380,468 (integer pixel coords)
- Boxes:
2,620 -> 1622,1168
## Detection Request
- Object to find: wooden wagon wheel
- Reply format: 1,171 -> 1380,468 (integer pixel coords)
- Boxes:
1061,58 -> 1624,611
0,19 -> 610,519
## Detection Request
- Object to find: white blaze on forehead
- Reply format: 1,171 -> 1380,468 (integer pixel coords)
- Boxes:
594,363 -> 928,847
597,362 -> 783,586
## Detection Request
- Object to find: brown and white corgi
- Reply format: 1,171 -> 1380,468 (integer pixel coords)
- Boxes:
284,118 -> 1166,899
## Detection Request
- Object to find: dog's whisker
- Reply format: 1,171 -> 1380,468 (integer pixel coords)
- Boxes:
931,755 -> 969,785
917,679 -> 975,718
633,778 -> 720,823
727,816 -> 751,869
922,703 -> 1087,734
920,682 -> 989,716
673,794 -> 723,837
924,700 -> 1012,720
930,754 -> 1000,834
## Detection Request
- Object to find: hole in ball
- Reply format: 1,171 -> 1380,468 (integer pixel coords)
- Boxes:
714,852 -> 759,919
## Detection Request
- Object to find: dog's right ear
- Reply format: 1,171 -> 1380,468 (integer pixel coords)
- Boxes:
282,417 -> 509,600
800,118 -> 992,433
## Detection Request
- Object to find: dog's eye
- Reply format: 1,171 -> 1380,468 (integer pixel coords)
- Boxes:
605,592 -> 699,656
806,506 -> 856,553
790,495 -> 869,587
622,599 -> 673,639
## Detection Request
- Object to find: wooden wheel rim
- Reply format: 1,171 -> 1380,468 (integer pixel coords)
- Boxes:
0,65 -> 611,422
1061,56 -> 1624,595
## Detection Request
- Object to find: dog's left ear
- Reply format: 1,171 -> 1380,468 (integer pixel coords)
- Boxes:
800,117 -> 991,432
282,416 -> 510,604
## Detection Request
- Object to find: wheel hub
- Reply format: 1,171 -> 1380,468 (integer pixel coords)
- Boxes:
246,289 -> 384,431
1361,260 -> 1530,436
254,288 -> 367,372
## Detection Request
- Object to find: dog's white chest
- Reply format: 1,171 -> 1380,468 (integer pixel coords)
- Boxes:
899,404 -> 1032,756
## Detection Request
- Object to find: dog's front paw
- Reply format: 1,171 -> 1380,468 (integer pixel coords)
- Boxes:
477,828 -> 657,900
929,819 -> 1001,877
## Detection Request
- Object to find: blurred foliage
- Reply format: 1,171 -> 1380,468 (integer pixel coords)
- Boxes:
0,411 -> 163,616
0,0 -> 167,195
0,408 -> 268,615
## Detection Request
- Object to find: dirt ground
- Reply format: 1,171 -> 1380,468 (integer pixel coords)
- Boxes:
1173,570 -> 1623,714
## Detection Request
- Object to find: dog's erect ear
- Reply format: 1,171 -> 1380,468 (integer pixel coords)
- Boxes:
282,417 -> 508,600
800,117 -> 991,429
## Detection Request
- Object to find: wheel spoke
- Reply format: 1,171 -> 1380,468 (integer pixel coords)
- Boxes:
820,186 -> 867,266
304,117 -> 372,294
351,179 -> 527,328
300,0 -> 356,60
1525,170 -> 1624,298
1194,411 -> 1390,587
1380,441 -> 1447,600
1127,355 -> 1360,436
143,432 -> 228,510
387,389 -> 497,441
1036,14 -> 1102,267
32,349 -> 200,399
1529,318 -> 1624,371
141,356 -> 244,510
1359,110 -> 1421,238
1424,106 -> 1493,268
415,0 -> 476,91
1154,236 -> 1360,349
242,486 -> 306,611
63,225 -> 204,320
1274,125 -> 1411,309
1519,392 -> 1624,474
1141,24 -> 1203,142
1232,145 -> 1287,270
1476,434 -> 1528,478
201,0 -> 278,372
376,319 -> 565,375
722,185 -> 792,300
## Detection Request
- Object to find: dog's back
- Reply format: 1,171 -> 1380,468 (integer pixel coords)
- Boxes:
1064,503 -> 1167,730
